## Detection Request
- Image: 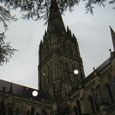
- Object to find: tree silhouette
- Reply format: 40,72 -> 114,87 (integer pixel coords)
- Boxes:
0,6 -> 16,65
0,32 -> 16,65
0,0 -> 114,64
0,0 -> 115,21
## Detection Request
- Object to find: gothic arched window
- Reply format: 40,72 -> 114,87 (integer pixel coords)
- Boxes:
47,65 -> 50,84
60,60 -> 64,79
31,107 -> 35,115
46,44 -> 49,55
89,95 -> 95,114
62,41 -> 66,53
8,107 -> 13,115
73,106 -> 79,115
15,108 -> 20,115
94,87 -> 100,112
0,100 -> 6,115
26,110 -> 30,115
42,108 -> 48,115
62,105 -> 70,115
66,40 -> 72,55
65,62 -> 70,80
36,112 -> 40,115
76,100 -> 81,115
106,83 -> 114,102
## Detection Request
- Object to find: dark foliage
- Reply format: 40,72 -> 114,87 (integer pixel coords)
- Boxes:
0,0 -> 114,65
0,6 -> 17,65
0,0 -> 114,20
0,32 -> 16,65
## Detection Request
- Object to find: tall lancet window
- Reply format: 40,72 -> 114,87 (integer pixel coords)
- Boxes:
62,41 -> 66,53
15,108 -> 20,115
31,107 -> 35,115
106,83 -> 114,102
65,62 -> 70,80
36,112 -> 40,115
73,106 -> 79,115
42,108 -> 48,115
8,106 -> 13,115
66,41 -> 72,55
0,100 -> 6,115
26,110 -> 30,115
76,100 -> 81,115
47,65 -> 50,84
89,95 -> 95,114
94,87 -> 100,112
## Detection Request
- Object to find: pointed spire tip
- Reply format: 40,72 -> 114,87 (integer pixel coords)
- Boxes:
47,0 -> 66,34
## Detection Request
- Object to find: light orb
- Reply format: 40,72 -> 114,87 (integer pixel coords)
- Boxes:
32,90 -> 38,97
74,69 -> 79,75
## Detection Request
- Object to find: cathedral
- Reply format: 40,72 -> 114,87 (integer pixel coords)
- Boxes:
0,0 -> 115,114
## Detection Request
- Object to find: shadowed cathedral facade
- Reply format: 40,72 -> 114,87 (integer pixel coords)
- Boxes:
0,0 -> 115,115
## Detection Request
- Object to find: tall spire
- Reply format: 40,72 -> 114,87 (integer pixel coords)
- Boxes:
47,0 -> 66,34
110,26 -> 115,51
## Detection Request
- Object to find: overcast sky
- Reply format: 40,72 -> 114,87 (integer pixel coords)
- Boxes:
0,3 -> 115,89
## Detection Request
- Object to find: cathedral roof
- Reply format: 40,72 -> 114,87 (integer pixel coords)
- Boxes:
0,79 -> 40,100
85,57 -> 111,83
0,79 -> 52,101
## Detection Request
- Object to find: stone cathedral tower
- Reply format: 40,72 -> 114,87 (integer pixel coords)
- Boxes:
38,0 -> 85,102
